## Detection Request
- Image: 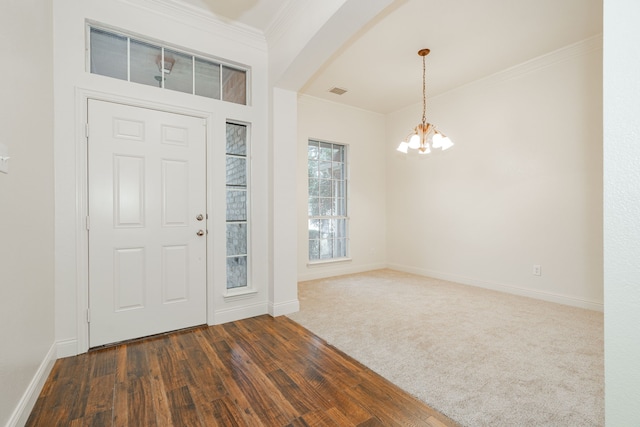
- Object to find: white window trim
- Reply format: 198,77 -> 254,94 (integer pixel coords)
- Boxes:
86,21 -> 250,105
307,257 -> 352,267
225,121 -> 252,293
223,288 -> 258,301
307,139 -> 350,262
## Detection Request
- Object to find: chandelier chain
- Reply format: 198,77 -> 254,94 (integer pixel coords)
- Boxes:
422,54 -> 427,125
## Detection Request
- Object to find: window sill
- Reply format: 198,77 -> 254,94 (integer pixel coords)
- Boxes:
223,288 -> 258,301
307,257 -> 352,267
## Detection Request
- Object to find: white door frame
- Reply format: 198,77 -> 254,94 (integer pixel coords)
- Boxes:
74,88 -> 216,353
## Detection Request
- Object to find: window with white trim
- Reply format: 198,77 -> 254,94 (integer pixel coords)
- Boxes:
226,123 -> 250,288
88,25 -> 247,105
308,140 -> 349,261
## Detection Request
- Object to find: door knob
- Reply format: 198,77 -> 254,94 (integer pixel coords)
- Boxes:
196,214 -> 204,221
196,230 -> 205,236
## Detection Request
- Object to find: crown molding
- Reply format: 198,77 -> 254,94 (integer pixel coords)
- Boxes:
389,35 -> 603,117
435,34 -> 603,99
490,34 -> 603,84
264,0 -> 301,46
118,0 -> 268,51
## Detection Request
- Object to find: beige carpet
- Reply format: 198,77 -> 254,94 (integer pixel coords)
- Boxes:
287,269 -> 604,427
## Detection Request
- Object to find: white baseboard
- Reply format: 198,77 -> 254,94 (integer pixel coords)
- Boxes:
6,342 -> 57,427
387,263 -> 604,312
211,301 -> 268,325
56,338 -> 78,359
298,262 -> 387,282
268,298 -> 300,317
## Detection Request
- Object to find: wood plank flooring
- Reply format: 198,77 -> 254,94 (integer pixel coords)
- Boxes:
26,315 -> 458,427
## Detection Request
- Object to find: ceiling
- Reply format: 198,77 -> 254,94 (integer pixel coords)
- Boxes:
176,0 -> 603,114
176,0 -> 290,33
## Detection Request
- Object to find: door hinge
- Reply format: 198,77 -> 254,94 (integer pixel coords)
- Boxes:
86,215 -> 90,230
85,123 -> 90,138
86,308 -> 91,323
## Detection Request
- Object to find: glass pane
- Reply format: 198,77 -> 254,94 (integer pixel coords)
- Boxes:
227,256 -> 247,288
195,58 -> 220,99
336,219 -> 347,238
130,40 -> 162,88
320,239 -> 332,259
164,49 -> 193,94
319,219 -> 332,237
334,180 -> 345,198
309,240 -> 320,260
222,66 -> 246,105
90,28 -> 128,80
226,223 -> 247,256
319,161 -> 332,179
226,190 -> 247,221
332,145 -> 344,162
308,219 -> 320,240
332,162 -> 344,180
308,178 -> 319,197
330,219 -> 337,236
319,142 -> 332,161
335,198 -> 345,216
320,198 -> 333,216
308,197 -> 319,216
319,179 -> 331,197
226,123 -> 247,155
308,142 -> 319,160
334,238 -> 346,258
308,160 -> 319,178
226,157 -> 246,187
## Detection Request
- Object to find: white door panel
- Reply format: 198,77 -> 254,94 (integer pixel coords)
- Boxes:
88,99 -> 207,347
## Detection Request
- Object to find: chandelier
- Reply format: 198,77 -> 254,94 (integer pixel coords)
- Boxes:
397,49 -> 453,154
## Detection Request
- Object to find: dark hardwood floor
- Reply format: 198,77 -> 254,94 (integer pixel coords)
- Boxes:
26,315 -> 458,426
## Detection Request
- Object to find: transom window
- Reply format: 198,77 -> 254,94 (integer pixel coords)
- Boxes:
308,140 -> 348,261
88,26 -> 247,105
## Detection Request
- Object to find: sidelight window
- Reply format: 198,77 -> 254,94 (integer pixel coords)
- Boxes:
226,123 -> 250,288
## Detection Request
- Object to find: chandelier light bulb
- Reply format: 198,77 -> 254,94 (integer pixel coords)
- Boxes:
440,136 -> 454,151
432,133 -> 443,148
408,133 -> 421,149
397,141 -> 409,153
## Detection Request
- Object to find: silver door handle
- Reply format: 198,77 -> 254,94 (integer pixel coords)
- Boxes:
196,230 -> 205,236
196,214 -> 204,221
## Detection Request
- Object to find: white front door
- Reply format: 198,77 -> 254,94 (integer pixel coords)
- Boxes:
87,99 -> 207,347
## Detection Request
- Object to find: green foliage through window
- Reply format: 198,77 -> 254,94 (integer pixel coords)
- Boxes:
308,140 -> 348,261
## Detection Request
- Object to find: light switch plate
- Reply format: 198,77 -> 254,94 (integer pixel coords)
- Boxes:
0,143 -> 9,174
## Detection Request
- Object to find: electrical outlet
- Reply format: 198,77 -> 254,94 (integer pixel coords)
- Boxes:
533,265 -> 541,276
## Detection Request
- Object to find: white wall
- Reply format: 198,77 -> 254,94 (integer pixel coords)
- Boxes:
386,37 -> 603,310
603,0 -> 640,424
297,95 -> 387,281
269,0 -> 393,302
0,0 -> 56,425
52,0 -> 272,354
269,88 -> 300,314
